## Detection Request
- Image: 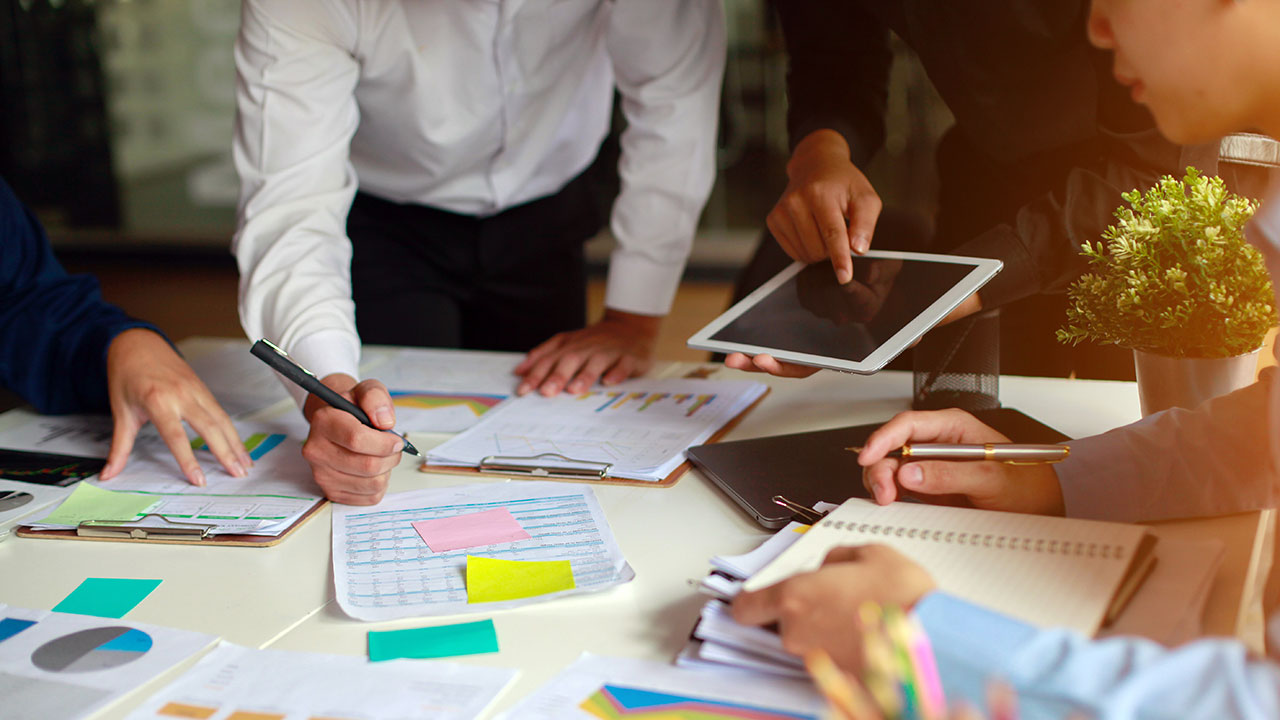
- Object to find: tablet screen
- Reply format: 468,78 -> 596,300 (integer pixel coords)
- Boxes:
708,257 -> 974,362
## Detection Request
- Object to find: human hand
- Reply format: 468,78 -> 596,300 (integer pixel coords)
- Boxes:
301,373 -> 403,505
102,328 -> 251,487
796,258 -> 904,325
767,130 -> 883,285
723,352 -> 821,378
514,309 -> 658,396
732,545 -> 936,672
857,409 -> 1064,515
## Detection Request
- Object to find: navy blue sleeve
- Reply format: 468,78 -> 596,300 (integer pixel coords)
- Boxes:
0,176 -> 161,414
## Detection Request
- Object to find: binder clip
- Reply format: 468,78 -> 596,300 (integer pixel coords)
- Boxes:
478,452 -> 613,481
76,513 -> 217,541
772,495 -> 826,525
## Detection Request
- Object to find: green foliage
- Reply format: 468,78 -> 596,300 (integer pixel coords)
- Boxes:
1057,168 -> 1276,358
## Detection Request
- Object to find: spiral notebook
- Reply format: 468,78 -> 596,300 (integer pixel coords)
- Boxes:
743,498 -> 1157,636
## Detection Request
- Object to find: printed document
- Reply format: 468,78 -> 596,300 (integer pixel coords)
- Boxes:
333,482 -> 634,621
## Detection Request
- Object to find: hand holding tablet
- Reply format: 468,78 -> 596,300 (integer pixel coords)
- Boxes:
690,251 -> 1001,375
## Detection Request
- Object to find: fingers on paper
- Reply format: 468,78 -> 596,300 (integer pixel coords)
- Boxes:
150,405 -> 208,488
514,335 -> 571,396
102,413 -> 143,482
514,333 -> 565,379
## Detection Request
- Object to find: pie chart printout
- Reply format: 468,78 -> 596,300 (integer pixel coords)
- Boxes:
30,626 -> 153,673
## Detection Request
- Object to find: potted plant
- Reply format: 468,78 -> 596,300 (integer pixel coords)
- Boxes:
1057,168 -> 1276,415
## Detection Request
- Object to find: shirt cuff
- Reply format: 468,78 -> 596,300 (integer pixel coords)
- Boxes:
603,250 -> 685,317
281,329 -> 362,408
949,225 -> 1039,309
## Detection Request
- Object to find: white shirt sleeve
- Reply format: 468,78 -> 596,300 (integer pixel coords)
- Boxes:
233,0 -> 363,405
603,1 -> 726,317
1055,365 -> 1280,522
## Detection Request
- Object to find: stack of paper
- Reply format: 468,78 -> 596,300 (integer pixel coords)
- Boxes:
125,643 -> 517,720
332,481 -> 634,620
679,518 -> 827,678
426,378 -> 769,482
12,418 -> 322,536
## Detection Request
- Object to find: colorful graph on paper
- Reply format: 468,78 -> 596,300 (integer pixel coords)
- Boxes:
387,391 -> 508,433
579,684 -> 819,720
581,391 -> 716,417
191,432 -> 286,462
391,391 -> 505,416
428,379 -> 768,481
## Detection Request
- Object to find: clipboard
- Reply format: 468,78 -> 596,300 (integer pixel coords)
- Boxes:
14,498 -> 327,547
418,388 -> 770,487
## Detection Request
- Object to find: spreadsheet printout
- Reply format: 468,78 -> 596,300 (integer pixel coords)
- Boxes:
332,482 -> 634,621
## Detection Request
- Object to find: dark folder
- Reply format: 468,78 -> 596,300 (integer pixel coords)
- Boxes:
686,407 -> 1070,529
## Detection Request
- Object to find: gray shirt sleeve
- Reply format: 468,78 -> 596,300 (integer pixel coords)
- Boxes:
1056,367 -> 1279,522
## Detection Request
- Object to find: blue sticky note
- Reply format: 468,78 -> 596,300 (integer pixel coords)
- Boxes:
368,619 -> 499,661
53,578 -> 162,618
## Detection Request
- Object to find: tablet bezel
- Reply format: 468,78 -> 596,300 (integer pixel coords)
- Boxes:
687,250 -> 1002,374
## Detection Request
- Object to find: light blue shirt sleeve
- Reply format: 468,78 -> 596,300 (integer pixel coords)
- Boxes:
915,592 -> 1280,720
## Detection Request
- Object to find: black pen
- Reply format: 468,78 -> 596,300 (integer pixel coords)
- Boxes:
250,339 -> 420,456
846,443 -> 1068,464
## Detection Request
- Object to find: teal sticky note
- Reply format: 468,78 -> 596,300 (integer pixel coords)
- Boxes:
368,619 -> 499,661
53,578 -> 162,618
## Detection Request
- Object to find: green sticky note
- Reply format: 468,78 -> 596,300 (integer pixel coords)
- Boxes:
466,555 -> 575,604
367,619 -> 499,661
53,578 -> 162,618
40,483 -> 156,526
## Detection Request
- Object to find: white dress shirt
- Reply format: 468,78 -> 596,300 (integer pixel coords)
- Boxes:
1054,192 -> 1280,522
232,0 -> 725,393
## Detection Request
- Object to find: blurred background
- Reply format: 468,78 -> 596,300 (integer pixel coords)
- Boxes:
0,0 -> 1053,367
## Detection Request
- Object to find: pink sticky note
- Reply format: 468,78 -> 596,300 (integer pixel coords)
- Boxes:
412,508 -> 531,553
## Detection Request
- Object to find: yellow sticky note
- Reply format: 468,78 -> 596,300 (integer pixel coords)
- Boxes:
465,556 -> 575,604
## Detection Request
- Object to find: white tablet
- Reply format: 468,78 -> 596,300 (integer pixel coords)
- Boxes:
688,250 -> 1002,374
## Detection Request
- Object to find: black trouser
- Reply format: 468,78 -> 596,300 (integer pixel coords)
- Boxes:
347,172 -> 604,352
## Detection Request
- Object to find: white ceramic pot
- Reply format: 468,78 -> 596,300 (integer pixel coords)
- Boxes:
1132,348 -> 1260,416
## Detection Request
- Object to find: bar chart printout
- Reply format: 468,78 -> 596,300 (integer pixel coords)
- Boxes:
332,482 -> 634,621
428,379 -> 768,482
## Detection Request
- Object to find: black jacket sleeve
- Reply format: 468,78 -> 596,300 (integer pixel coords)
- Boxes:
0,176 -> 162,414
775,0 -> 892,167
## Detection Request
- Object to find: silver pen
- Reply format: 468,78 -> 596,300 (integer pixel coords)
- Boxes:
846,443 -> 1069,465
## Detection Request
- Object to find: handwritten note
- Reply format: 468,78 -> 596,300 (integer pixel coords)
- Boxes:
466,556 -> 575,604
39,483 -> 157,526
412,508 -> 530,553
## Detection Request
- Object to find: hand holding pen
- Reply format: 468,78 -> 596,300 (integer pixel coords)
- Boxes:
251,339 -> 414,506
855,409 -> 1067,517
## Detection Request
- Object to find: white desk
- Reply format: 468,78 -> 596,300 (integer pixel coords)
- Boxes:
0,341 -> 1269,719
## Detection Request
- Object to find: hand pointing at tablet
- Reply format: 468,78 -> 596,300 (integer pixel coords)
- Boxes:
718,256 -> 989,379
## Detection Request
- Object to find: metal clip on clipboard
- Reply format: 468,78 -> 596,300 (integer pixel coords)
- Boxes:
772,495 -> 827,525
76,513 -> 218,541
478,452 -> 614,481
